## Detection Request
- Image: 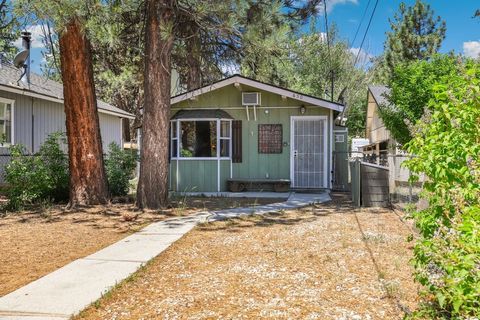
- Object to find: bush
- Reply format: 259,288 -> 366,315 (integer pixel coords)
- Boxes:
105,143 -> 137,197
405,59 -> 480,318
5,145 -> 52,210
38,132 -> 69,202
4,133 -> 69,210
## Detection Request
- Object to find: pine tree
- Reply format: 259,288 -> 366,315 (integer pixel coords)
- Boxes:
16,0 -> 110,207
0,0 -> 19,60
383,0 -> 446,76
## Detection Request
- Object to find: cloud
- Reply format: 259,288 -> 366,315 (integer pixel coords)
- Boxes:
13,25 -> 47,49
349,47 -> 373,64
318,0 -> 358,13
463,41 -> 480,59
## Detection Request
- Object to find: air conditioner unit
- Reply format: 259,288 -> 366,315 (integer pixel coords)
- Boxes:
242,92 -> 261,106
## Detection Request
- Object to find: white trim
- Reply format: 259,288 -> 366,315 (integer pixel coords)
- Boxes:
0,97 -> 15,146
171,75 -> 344,112
119,117 -> 124,149
172,106 -> 319,111
290,115 -> 329,189
329,110 -> 333,189
217,120 -> 220,192
0,84 -> 135,119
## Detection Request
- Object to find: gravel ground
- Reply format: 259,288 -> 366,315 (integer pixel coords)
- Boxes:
0,197 -> 279,297
77,194 -> 419,320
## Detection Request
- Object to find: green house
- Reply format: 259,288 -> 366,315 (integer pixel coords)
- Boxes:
169,75 -> 347,193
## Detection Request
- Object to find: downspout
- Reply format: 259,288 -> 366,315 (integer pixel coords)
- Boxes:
31,98 -> 34,153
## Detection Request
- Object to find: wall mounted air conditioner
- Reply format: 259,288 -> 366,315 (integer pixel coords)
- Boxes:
242,92 -> 261,106
242,92 -> 261,121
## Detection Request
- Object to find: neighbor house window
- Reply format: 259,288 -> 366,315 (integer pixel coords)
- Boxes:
171,119 -> 231,159
0,99 -> 13,146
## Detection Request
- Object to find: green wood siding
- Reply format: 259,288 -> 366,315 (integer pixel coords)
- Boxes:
171,84 -> 334,192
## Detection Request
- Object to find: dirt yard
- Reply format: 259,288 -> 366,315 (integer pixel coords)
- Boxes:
77,194 -> 419,320
0,196 -> 281,297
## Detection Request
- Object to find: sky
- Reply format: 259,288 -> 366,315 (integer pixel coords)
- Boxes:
14,0 -> 480,74
316,0 -> 480,59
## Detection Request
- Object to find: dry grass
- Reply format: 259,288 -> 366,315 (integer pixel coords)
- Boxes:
77,194 -> 419,320
0,196 -> 280,297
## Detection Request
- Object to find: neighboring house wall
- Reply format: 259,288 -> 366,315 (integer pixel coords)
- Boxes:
0,89 -> 124,183
170,84 -> 334,192
365,91 -> 390,145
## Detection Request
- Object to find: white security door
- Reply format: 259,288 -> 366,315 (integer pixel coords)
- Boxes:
291,116 -> 328,188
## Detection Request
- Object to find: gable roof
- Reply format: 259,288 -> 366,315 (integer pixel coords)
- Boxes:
0,64 -> 134,119
368,85 -> 392,108
171,74 -> 344,112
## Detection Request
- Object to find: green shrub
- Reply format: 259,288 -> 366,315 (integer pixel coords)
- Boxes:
405,59 -> 480,318
105,143 -> 137,197
38,132 -> 69,202
4,132 -> 69,210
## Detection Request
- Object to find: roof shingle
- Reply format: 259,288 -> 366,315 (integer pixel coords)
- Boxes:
0,63 -> 134,118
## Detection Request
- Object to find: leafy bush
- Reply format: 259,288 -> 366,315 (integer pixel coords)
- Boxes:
405,60 -> 480,318
38,132 -> 69,202
4,132 -> 69,210
105,143 -> 137,197
5,145 -> 52,210
380,55 -> 458,145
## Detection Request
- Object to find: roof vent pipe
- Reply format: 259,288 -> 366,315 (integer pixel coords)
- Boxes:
20,31 -> 31,87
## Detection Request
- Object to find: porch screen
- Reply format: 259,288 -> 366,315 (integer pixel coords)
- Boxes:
258,124 -> 282,154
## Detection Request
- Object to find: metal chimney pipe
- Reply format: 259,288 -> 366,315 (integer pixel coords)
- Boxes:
21,31 -> 31,87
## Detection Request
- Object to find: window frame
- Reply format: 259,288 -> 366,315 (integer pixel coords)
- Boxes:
170,118 -> 232,160
0,97 -> 15,147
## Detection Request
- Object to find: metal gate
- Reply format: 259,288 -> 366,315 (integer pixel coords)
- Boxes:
290,116 -> 327,188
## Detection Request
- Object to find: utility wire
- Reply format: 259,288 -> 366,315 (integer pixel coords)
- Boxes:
323,0 -> 334,100
353,0 -> 379,66
351,0 -> 372,47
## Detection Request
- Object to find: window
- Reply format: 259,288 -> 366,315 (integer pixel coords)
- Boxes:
220,121 -> 230,157
170,121 -> 178,158
258,124 -> 282,154
0,100 -> 13,146
180,121 -> 217,157
335,134 -> 345,143
171,119 -> 231,159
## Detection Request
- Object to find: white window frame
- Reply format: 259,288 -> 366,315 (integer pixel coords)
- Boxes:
0,97 -> 15,147
170,118 -> 232,160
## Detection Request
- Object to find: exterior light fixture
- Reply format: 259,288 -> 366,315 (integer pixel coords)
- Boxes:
300,105 -> 306,114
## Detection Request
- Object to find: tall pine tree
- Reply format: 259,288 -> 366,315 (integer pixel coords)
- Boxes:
383,0 -> 446,78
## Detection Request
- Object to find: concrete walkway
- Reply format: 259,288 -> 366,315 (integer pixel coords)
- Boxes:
0,192 -> 330,320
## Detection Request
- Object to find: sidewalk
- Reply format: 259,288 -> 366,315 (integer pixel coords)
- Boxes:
0,192 -> 330,320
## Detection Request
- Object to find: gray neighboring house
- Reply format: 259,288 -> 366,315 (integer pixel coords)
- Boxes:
0,63 -> 134,182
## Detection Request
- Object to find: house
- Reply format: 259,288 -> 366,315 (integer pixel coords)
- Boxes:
168,74 -> 348,193
0,63 -> 134,182
362,85 -> 393,166
362,85 -> 422,203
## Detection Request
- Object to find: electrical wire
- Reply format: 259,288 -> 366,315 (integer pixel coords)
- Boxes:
353,0 -> 379,66
351,0 -> 372,47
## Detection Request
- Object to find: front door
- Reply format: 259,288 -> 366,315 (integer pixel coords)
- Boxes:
291,116 -> 328,188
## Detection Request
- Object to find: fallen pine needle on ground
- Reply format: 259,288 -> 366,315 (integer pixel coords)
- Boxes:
0,196 -> 279,296
76,194 -> 419,320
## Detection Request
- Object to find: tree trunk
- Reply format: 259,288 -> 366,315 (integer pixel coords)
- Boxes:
59,17 -> 109,207
136,0 -> 175,209
185,21 -> 201,90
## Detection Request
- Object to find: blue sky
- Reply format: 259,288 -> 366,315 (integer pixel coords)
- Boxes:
16,0 -> 480,74
317,0 -> 480,58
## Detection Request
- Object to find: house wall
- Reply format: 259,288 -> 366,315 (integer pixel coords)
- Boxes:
365,91 -> 390,144
0,89 -> 124,182
170,84 -> 334,192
